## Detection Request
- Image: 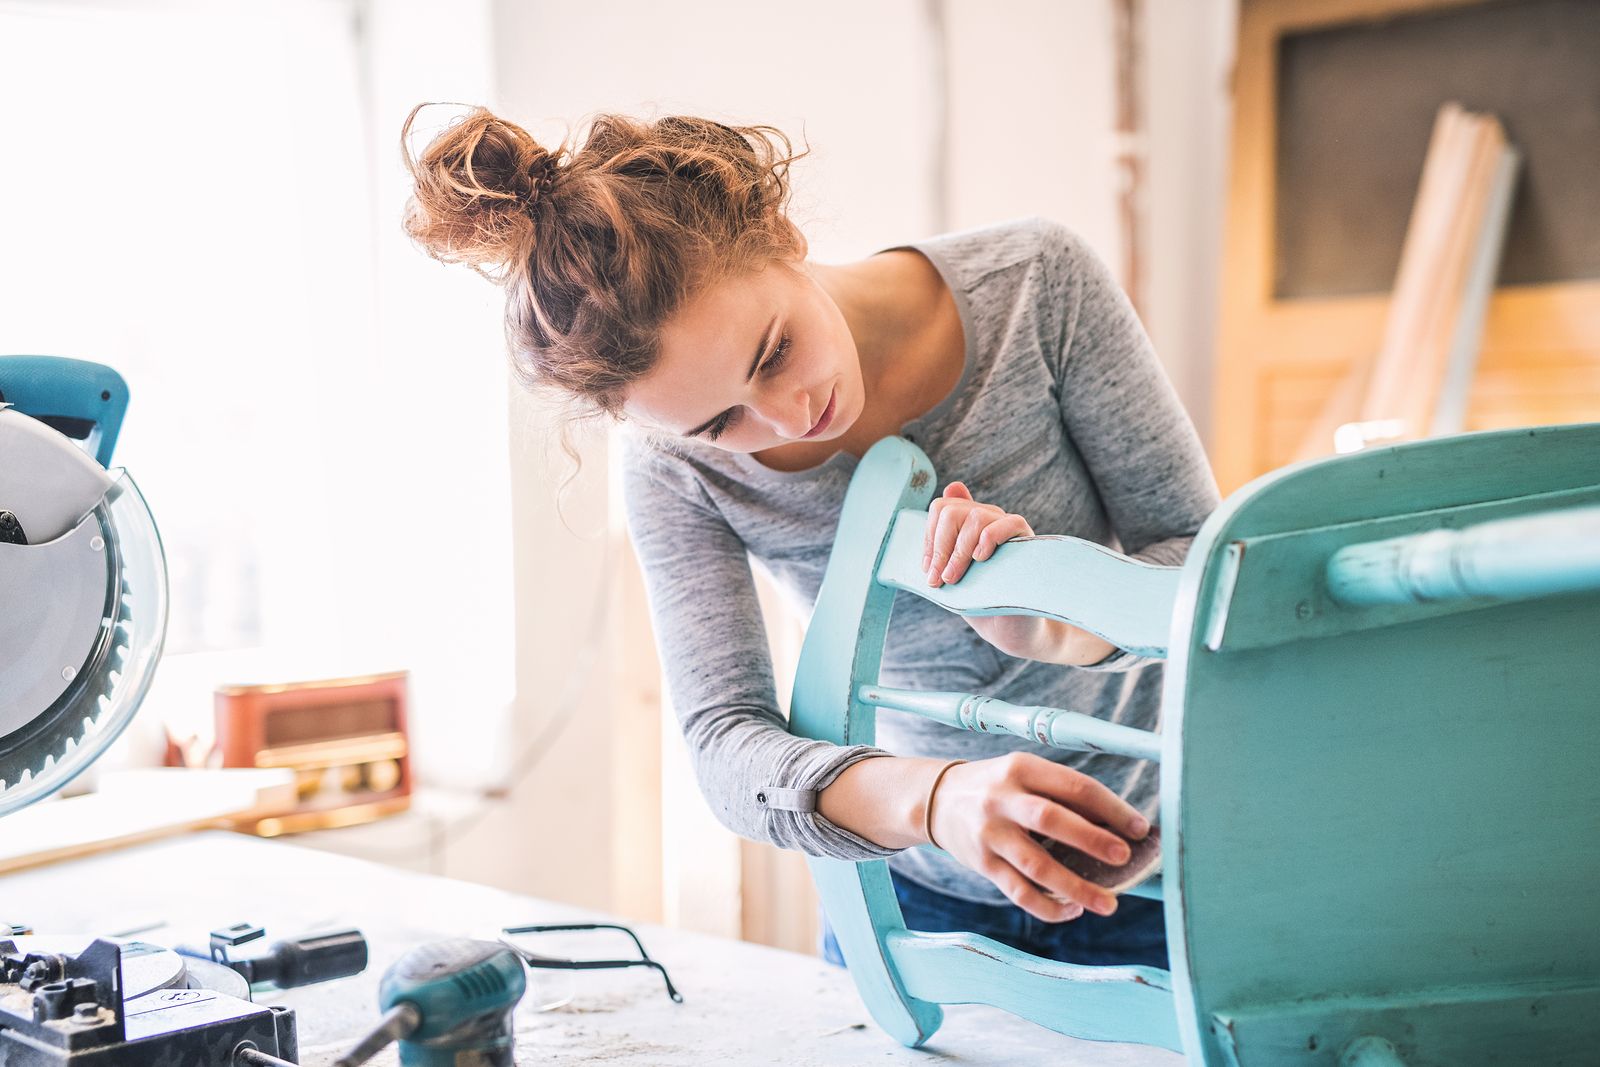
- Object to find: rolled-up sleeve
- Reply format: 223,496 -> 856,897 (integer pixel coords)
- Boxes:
621,437 -> 898,861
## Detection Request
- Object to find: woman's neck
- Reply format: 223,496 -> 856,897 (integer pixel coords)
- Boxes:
806,250 -> 957,418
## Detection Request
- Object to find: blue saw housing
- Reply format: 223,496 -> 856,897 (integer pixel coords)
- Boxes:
0,355 -> 129,466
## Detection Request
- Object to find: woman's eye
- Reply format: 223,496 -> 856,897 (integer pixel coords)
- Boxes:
761,334 -> 792,376
705,408 -> 740,441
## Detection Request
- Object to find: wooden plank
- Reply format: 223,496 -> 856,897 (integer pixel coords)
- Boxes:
1433,146 -> 1522,434
1215,0 -> 1600,492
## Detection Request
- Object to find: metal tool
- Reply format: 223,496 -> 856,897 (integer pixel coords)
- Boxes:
333,940 -> 526,1067
176,923 -> 371,993
0,355 -> 168,818
333,924 -> 683,1067
0,931 -> 345,1066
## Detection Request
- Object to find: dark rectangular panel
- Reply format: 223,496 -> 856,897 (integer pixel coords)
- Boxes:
1275,0 -> 1600,298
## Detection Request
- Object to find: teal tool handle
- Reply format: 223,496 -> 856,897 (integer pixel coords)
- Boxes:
376,940 -> 526,1067
0,355 -> 129,467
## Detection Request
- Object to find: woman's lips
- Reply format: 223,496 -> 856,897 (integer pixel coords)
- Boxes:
802,387 -> 837,439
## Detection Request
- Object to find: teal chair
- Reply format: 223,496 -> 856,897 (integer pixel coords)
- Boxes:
789,424 -> 1600,1066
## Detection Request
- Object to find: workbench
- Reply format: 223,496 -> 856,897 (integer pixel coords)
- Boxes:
1,832 -> 1181,1066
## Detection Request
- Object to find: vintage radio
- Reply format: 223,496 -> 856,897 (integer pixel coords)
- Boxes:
201,670 -> 411,836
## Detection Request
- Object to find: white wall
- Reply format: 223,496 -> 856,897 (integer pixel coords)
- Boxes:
1145,0 -> 1238,443
487,0 -> 945,919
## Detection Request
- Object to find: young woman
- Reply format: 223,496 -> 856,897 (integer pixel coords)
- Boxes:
402,106 -> 1220,969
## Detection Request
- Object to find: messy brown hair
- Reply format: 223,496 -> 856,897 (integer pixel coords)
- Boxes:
400,103 -> 807,417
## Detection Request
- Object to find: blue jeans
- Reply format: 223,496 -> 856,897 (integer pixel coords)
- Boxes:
821,872 -> 1169,970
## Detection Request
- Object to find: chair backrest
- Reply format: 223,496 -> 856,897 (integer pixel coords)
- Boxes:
790,425 -> 1600,1066
788,436 -> 1185,1052
1163,422 -> 1600,1067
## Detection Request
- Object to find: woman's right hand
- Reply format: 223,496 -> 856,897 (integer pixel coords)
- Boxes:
926,752 -> 1149,922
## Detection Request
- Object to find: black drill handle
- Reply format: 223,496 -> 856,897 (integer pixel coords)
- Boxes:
245,929 -> 369,989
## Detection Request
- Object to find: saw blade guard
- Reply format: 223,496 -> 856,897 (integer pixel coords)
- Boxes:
0,470 -> 168,817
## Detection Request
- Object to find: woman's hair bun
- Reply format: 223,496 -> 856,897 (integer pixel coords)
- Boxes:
400,103 -> 562,282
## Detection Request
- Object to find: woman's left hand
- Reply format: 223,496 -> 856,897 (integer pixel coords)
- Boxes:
923,482 -> 1116,665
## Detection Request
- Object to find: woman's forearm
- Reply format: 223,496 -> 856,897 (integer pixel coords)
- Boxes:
1036,619 -> 1118,666
817,755 -> 945,849
974,615 -> 1117,667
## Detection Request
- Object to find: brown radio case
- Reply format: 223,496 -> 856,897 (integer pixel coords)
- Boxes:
209,670 -> 412,836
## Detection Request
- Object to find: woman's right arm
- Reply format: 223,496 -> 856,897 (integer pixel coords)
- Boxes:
622,438 -> 1150,920
622,438 -> 899,862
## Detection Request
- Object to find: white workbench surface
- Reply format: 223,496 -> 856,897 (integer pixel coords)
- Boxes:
1,832 -> 1183,1066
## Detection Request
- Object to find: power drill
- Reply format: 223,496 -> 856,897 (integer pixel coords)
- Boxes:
334,940 -> 527,1067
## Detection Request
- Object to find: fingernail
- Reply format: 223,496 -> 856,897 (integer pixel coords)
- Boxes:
942,566 -> 956,582
1130,816 -> 1150,837
1112,843 -> 1132,865
1063,904 -> 1084,920
1097,896 -> 1118,917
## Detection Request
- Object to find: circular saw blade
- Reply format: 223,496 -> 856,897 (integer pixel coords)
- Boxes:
0,412 -> 168,816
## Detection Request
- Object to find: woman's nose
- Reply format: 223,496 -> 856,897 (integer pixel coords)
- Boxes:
755,387 -> 814,440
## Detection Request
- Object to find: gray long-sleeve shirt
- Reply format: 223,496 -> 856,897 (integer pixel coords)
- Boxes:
621,217 -> 1220,904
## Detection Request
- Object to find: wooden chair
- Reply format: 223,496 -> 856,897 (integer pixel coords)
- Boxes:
788,424 -> 1600,1065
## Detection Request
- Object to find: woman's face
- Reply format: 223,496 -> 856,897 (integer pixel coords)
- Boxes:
621,261 -> 865,453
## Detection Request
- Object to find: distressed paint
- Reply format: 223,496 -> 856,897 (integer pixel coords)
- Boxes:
874,509 -> 1180,658
788,438 -> 944,1047
859,685 -> 1162,762
1338,1037 -> 1407,1067
1200,484 -> 1600,653
1212,981 -> 1600,1067
791,437 -> 1177,1050
886,930 -> 1182,1051
1163,423 -> 1600,1066
794,424 -> 1600,1064
1326,503 -> 1600,607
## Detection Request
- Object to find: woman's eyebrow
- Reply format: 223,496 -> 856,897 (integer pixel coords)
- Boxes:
745,314 -> 779,382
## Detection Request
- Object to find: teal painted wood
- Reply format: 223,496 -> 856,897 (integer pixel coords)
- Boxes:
885,930 -> 1183,1051
790,436 -> 1179,1052
787,437 -> 945,1047
1336,1037 -> 1407,1067
1198,484 -> 1600,653
1211,983 -> 1600,1067
794,424 -> 1600,1064
1162,423 -> 1600,1067
875,509 -> 1180,657
1326,503 -> 1600,607
858,684 -> 1163,762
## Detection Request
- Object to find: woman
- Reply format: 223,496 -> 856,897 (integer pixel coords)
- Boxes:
401,106 -> 1219,969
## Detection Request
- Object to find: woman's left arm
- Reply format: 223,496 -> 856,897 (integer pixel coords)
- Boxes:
928,222 -> 1221,669
1042,223 -> 1221,668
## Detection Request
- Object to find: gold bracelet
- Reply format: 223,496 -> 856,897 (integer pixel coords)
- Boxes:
922,759 -> 968,850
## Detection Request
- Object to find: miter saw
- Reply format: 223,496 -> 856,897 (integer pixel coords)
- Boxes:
0,354 -> 168,819
0,358 -> 341,1066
